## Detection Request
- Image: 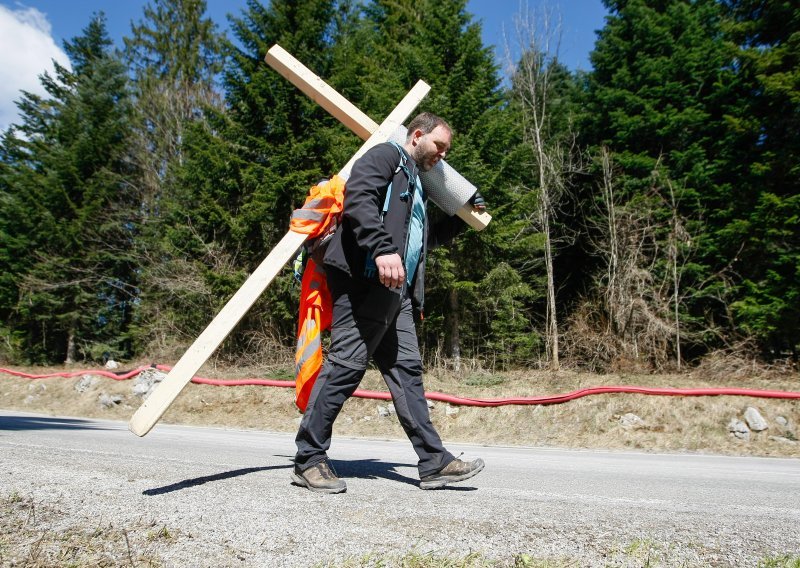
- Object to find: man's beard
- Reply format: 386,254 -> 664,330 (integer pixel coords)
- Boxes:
415,149 -> 438,172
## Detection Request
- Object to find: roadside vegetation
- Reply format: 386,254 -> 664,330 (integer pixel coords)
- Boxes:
1,0 -> 798,380
3,351 -> 798,459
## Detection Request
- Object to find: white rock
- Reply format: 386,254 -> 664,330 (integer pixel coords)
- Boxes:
377,405 -> 391,417
75,375 -> 97,393
743,407 -> 768,432
445,405 -> 459,416
98,393 -> 122,408
619,413 -> 646,430
132,382 -> 152,397
728,418 -> 750,440
132,368 -> 168,397
426,399 -> 435,409
104,359 -> 120,370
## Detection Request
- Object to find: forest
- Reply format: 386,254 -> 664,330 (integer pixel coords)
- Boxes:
0,0 -> 797,373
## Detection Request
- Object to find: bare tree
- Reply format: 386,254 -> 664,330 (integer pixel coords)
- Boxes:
506,3 -> 577,370
584,149 -> 696,370
124,0 -> 224,215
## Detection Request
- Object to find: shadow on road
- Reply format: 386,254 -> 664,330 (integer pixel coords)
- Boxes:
0,414 -> 113,431
144,464 -> 293,496
332,458 -> 417,487
331,458 -> 478,491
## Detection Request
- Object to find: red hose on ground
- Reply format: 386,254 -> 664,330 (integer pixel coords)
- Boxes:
1,365 -> 799,406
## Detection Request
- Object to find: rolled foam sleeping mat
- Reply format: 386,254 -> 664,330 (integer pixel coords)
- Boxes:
386,125 -> 476,217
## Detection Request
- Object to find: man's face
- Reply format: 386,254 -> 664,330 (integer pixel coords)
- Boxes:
412,125 -> 451,172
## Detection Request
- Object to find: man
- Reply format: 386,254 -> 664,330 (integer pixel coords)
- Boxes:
292,112 -> 485,493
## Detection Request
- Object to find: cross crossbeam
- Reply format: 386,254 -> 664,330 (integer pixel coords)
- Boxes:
265,45 -> 491,231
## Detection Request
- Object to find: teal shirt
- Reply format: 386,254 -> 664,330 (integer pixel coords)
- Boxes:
404,175 -> 425,286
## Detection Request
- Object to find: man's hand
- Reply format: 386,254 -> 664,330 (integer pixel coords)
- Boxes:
374,253 -> 405,288
469,190 -> 487,210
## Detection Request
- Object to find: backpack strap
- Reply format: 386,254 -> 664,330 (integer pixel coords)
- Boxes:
364,143 -> 413,278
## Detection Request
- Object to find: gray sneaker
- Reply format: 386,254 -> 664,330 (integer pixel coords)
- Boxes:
419,457 -> 485,490
290,461 -> 347,494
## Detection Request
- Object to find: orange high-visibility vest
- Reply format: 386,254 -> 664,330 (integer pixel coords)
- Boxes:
289,175 -> 346,412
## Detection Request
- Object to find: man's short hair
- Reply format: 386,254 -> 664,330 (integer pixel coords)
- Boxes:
406,112 -> 452,139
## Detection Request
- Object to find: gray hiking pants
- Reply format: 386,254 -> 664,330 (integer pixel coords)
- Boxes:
294,268 -> 454,477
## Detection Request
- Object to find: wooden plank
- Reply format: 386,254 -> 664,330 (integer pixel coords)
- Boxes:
339,81 -> 429,179
457,206 -> 492,231
264,44 -> 491,231
128,231 -> 306,437
128,80 -> 431,437
265,44 -> 376,141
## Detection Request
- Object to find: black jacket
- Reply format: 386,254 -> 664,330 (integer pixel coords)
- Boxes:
323,142 -> 462,311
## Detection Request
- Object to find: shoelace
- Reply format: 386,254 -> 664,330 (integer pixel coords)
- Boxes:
319,460 -> 340,479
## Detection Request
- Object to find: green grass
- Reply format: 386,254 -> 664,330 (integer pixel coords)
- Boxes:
318,551 -> 577,568
465,373 -> 506,387
759,556 -> 800,568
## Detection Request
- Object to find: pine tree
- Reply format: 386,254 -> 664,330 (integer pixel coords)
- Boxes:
0,14 -> 136,363
150,0 -> 347,360
580,0 -> 733,367
355,0 -> 534,367
122,0 -> 228,356
720,0 -> 800,358
124,0 -> 224,214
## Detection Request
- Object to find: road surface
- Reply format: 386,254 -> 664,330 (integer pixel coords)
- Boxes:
2,410 -> 799,566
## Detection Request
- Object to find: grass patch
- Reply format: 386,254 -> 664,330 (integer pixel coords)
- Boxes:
0,491 -> 167,567
268,367 -> 295,381
760,556 -> 800,568
465,373 -> 506,388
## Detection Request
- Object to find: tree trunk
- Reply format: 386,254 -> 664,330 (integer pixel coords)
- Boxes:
448,288 -> 461,371
544,228 -> 560,370
65,328 -> 76,364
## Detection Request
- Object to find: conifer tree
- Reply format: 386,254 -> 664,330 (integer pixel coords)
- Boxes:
356,0 -> 524,367
580,0 -> 732,366
124,0 -> 224,214
720,0 -> 800,357
154,0 -> 347,359
0,14 -> 136,363
122,0 -> 227,356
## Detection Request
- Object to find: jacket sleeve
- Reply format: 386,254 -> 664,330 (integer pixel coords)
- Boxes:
343,144 -> 399,259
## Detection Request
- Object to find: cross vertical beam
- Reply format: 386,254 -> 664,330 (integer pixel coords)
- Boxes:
128,72 -> 431,437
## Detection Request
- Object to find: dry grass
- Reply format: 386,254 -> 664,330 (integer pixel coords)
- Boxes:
319,547 -> 800,568
1,359 -> 799,458
0,492 -> 167,567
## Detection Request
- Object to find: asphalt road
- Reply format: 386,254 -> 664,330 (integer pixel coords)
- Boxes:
2,410 -> 799,567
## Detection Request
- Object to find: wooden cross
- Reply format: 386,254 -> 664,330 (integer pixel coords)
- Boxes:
265,45 -> 491,230
128,45 -> 489,437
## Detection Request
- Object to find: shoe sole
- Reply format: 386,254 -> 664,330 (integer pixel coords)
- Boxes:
290,472 -> 347,494
419,461 -> 485,490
